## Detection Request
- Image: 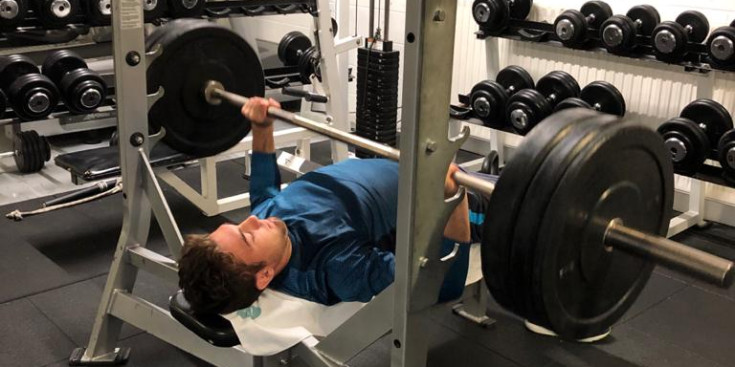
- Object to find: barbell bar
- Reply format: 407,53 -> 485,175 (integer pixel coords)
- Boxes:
203,79 -> 734,289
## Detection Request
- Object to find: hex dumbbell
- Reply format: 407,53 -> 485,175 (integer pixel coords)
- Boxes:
42,50 -> 107,115
472,0 -> 533,34
505,70 -> 580,135
652,11 -> 710,63
706,19 -> 735,69
0,55 -> 59,121
469,65 -> 535,127
31,0 -> 80,28
719,129 -> 735,179
554,1 -> 613,48
600,5 -> 660,55
278,31 -> 312,66
554,81 -> 626,116
0,0 -> 28,31
657,99 -> 733,176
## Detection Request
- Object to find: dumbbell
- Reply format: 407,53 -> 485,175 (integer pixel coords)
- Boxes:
657,99 -> 733,175
0,0 -> 28,31
31,0 -> 80,28
0,55 -> 59,121
278,31 -> 312,66
42,50 -> 107,115
167,0 -> 204,18
86,0 -> 110,25
706,20 -> 735,69
505,70 -> 580,135
143,0 -> 167,21
719,129 -> 735,179
471,0 -> 533,34
651,11 -> 710,63
298,46 -> 321,83
0,130 -> 51,173
468,65 -> 534,127
554,81 -> 626,116
553,1 -> 613,48
479,150 -> 500,175
600,5 -> 661,55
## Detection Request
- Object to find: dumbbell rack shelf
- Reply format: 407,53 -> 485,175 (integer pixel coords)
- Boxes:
473,17 -> 735,236
477,19 -> 730,74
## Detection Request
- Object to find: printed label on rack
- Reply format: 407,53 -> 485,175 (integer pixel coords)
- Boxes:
118,0 -> 143,30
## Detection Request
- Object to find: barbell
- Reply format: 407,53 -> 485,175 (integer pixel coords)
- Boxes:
146,20 -> 734,340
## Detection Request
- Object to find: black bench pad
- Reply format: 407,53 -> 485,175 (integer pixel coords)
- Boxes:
55,143 -> 193,182
169,290 -> 240,348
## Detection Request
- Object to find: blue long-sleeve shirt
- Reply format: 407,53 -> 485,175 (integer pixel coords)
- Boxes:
249,152 -> 471,305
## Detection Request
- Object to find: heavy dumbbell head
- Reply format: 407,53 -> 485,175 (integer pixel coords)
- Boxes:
0,54 -> 59,120
143,0 -> 167,22
554,97 -> 591,112
298,45 -> 321,83
580,81 -> 626,116
167,0 -> 204,18
42,50 -> 107,114
680,99 -> 733,158
601,5 -> 660,54
554,1 -> 612,48
707,25 -> 735,69
33,0 -> 80,28
536,70 -> 580,103
652,10 -> 710,62
657,117 -> 710,175
0,0 -> 28,31
87,0 -> 110,25
13,130 -> 50,173
472,0 -> 510,33
146,19 -> 264,157
507,70 -> 579,134
718,129 -> 735,178
470,65 -> 534,126
278,31 -> 312,66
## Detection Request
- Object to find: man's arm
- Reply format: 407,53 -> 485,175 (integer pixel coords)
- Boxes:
242,98 -> 282,208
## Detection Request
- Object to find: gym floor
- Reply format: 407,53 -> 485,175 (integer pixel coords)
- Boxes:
1,137 -> 734,367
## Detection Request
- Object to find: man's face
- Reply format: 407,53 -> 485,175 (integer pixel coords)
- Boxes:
210,215 -> 290,267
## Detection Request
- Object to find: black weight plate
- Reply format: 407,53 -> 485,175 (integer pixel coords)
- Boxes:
480,150 -> 500,175
12,131 -> 29,173
41,49 -> 87,85
581,1 -> 613,29
600,15 -> 637,54
676,10 -> 710,44
482,108 -> 595,314
472,0 -> 509,33
718,129 -> 735,177
469,80 -> 508,123
510,0 -> 532,20
680,98 -> 734,156
537,70 -> 580,105
39,132 -> 50,162
0,54 -> 38,89
355,126 -> 397,137
534,118 -> 672,340
87,0 -> 111,25
554,97 -> 591,112
278,31 -> 312,66
506,88 -> 553,135
33,0 -> 79,28
554,10 -> 588,47
652,21 -> 688,62
25,130 -> 44,172
707,27 -> 735,68
581,81 -> 626,116
357,48 -> 401,60
0,0 -> 28,30
496,65 -> 534,93
8,73 -> 59,121
167,0 -> 204,18
657,117 -> 709,175
355,115 -> 398,125
143,0 -> 167,22
60,69 -> 107,114
511,113 -> 610,321
147,19 -> 263,157
627,5 -> 660,35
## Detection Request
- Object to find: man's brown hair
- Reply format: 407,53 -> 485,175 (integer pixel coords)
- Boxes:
178,234 -> 265,314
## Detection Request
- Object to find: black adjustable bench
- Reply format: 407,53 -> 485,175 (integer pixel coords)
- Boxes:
55,143 -> 194,184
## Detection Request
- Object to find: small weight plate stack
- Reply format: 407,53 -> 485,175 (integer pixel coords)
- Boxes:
356,41 -> 399,158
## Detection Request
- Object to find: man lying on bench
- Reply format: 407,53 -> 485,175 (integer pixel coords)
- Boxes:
178,97 -> 488,314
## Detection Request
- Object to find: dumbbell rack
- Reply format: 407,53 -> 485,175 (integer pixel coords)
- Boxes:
463,10 -> 735,236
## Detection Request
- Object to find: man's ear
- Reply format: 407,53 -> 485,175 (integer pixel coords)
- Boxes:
255,266 -> 274,291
